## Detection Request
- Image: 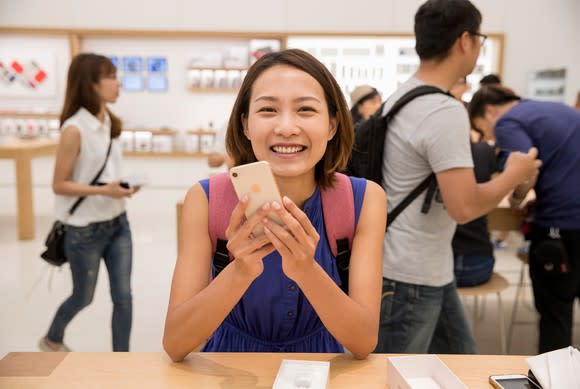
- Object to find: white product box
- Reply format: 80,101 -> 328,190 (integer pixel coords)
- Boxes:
120,131 -> 134,152
272,360 -> 330,389
134,131 -> 153,152
387,355 -> 467,389
152,135 -> 173,152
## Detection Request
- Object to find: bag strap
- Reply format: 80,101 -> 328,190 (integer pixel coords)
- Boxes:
67,138 -> 113,216
208,172 -> 237,255
321,172 -> 355,294
382,85 -> 451,228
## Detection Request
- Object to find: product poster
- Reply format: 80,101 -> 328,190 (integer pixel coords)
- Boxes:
0,49 -> 57,97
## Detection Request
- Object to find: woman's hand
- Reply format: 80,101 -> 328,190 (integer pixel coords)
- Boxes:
225,196 -> 276,280
102,180 -> 135,198
263,196 -> 319,282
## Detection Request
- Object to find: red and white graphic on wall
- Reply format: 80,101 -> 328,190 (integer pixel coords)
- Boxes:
0,60 -> 49,89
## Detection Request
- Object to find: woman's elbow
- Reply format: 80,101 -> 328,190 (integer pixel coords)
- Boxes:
351,334 -> 377,360
163,337 -> 185,363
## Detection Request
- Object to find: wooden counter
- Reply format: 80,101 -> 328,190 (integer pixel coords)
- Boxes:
0,352 -> 530,388
0,137 -> 59,240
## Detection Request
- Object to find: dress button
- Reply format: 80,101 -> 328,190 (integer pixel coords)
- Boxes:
289,284 -> 296,291
287,311 -> 294,317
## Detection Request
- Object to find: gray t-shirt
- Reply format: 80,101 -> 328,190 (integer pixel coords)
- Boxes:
381,77 -> 473,286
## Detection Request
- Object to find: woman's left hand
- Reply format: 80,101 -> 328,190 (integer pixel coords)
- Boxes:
263,196 -> 319,281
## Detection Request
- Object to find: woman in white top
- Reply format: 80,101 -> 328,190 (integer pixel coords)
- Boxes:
39,53 -> 137,352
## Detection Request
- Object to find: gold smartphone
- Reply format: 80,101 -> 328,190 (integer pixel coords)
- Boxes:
229,161 -> 284,236
489,374 -> 535,389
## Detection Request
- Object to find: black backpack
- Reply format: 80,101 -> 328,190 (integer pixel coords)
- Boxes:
345,85 -> 451,229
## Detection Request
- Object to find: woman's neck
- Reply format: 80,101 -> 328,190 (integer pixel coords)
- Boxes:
275,174 -> 317,209
96,104 -> 106,123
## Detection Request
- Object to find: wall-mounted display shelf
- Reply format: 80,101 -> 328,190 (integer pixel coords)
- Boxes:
120,127 -> 217,157
0,111 -> 59,120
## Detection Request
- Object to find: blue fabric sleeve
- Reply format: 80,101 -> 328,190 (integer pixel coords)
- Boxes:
200,178 -> 209,197
495,118 -> 534,153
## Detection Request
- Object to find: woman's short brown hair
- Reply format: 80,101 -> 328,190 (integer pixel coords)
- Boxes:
225,49 -> 354,189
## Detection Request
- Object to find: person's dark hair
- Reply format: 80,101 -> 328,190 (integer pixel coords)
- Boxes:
479,74 -> 502,86
414,0 -> 482,61
350,88 -> 380,125
60,53 -> 122,138
468,85 -> 521,121
225,49 -> 354,189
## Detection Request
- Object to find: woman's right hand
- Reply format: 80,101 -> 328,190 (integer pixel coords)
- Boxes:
505,147 -> 542,185
101,180 -> 135,198
225,197 -> 276,280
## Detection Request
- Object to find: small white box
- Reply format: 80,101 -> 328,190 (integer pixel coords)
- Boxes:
387,355 -> 467,389
272,360 -> 330,389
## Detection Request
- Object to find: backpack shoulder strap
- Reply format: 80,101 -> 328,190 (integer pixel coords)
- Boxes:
208,172 -> 237,275
383,85 -> 449,122
321,172 -> 355,294
321,172 -> 355,257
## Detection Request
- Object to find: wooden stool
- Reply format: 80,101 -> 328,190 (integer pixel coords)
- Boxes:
458,272 -> 509,354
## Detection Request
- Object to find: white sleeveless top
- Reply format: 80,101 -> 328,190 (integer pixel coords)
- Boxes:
55,107 -> 125,226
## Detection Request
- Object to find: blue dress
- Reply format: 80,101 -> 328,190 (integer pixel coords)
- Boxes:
199,176 -> 366,352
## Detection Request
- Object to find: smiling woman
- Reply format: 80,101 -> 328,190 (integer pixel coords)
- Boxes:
163,49 -> 387,361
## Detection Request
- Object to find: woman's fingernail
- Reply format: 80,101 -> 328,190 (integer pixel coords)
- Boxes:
262,203 -> 270,210
272,201 -> 281,210
283,196 -> 291,205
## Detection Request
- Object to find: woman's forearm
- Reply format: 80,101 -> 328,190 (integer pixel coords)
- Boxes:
294,263 -> 378,359
163,263 -> 254,361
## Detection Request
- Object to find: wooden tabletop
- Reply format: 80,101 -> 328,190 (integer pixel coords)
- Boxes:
0,137 -> 59,158
0,352 -> 530,388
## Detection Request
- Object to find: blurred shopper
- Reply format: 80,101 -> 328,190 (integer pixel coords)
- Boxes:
450,77 -> 498,287
40,53 -> 137,352
349,85 -> 382,125
469,84 -> 580,353
376,0 -> 541,354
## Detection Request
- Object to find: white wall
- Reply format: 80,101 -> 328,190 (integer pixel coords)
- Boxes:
1,0 -> 579,104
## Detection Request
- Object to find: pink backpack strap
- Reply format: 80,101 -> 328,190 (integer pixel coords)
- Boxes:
321,172 -> 355,257
208,172 -> 237,254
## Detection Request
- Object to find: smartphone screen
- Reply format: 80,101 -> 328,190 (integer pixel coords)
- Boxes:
493,377 -> 532,389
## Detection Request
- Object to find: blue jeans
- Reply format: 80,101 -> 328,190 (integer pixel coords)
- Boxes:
454,254 -> 494,287
375,278 -> 477,354
46,212 -> 133,351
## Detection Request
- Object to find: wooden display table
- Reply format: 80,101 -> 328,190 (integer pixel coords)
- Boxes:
0,137 -> 59,240
0,352 -> 529,388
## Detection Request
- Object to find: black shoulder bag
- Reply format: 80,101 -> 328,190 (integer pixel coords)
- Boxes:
41,139 -> 113,266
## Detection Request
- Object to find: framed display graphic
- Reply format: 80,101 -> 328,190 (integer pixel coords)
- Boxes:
0,49 -> 57,97
122,74 -> 144,92
147,57 -> 167,73
123,56 -> 142,73
147,75 -> 168,92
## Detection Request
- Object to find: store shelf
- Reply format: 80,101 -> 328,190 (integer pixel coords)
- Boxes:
186,66 -> 247,72
123,151 -> 208,158
0,111 -> 59,120
188,87 -> 239,93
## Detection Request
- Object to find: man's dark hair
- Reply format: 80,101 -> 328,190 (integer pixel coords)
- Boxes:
479,74 -> 502,85
414,0 -> 482,61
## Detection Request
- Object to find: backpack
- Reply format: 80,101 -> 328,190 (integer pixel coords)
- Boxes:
208,172 -> 356,293
345,85 -> 451,229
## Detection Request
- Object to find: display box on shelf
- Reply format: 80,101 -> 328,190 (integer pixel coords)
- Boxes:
133,131 -> 153,152
387,355 -> 467,389
152,135 -> 173,152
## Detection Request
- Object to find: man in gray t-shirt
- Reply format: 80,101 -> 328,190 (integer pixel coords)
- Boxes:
376,0 -> 541,354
